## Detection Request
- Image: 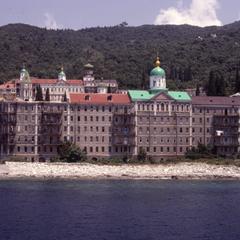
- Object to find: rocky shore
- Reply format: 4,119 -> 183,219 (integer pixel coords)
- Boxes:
1,162 -> 240,180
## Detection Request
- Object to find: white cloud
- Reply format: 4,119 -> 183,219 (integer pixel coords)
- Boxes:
154,0 -> 222,27
44,12 -> 62,30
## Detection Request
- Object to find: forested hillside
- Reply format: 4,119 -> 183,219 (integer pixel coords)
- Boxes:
0,22 -> 240,92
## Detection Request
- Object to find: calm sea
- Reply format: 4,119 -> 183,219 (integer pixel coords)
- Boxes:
0,180 -> 240,240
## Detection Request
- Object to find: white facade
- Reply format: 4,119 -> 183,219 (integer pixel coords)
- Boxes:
150,75 -> 166,89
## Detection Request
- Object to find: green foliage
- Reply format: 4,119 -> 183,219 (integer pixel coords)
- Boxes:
45,88 -> 50,101
35,85 -> 43,101
63,91 -> 67,102
196,84 -> 200,96
235,67 -> 240,93
107,84 -> 111,93
185,143 -> 215,160
206,70 -> 225,96
1,23 -> 240,91
58,141 -> 87,163
137,147 -> 147,162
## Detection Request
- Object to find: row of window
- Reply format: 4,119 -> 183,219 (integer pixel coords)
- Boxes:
42,86 -> 83,93
137,103 -> 190,112
64,126 -> 109,133
139,137 -> 189,144
139,126 -> 189,134
140,146 -> 188,153
139,116 -> 190,124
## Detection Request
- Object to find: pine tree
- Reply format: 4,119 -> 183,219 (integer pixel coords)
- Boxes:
45,88 -> 50,101
207,71 -> 216,96
235,67 -> 240,93
35,85 -> 43,101
35,85 -> 39,101
215,72 -> 225,96
38,85 -> 43,101
141,71 -> 147,90
196,84 -> 200,96
107,84 -> 111,93
63,91 -> 67,102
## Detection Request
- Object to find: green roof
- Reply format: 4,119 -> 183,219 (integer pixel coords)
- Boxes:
128,90 -> 155,101
168,91 -> 191,101
59,71 -> 66,76
128,90 -> 191,102
150,67 -> 165,77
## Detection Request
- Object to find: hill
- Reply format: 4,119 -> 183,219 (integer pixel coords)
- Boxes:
0,22 -> 240,91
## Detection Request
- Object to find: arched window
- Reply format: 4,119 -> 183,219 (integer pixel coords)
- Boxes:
161,103 -> 164,111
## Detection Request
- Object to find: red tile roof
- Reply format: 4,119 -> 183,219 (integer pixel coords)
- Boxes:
31,78 -> 83,85
0,82 -> 15,89
192,96 -> 240,106
70,93 -> 131,105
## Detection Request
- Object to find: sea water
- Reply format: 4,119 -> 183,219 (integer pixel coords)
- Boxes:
0,180 -> 240,240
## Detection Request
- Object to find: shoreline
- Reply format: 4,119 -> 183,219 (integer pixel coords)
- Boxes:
1,162 -> 240,181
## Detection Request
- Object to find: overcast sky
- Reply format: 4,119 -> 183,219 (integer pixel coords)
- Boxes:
0,0 -> 239,29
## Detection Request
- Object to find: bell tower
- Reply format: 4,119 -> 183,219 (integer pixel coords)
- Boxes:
19,65 -> 32,101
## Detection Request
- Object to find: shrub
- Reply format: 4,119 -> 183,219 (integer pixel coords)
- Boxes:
137,147 -> 147,162
58,141 -> 87,163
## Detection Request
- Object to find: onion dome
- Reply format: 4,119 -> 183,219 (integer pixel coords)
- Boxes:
150,57 -> 165,77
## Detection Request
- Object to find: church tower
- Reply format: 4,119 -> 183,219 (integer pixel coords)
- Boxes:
19,66 -> 32,101
58,66 -> 66,81
150,57 -> 166,90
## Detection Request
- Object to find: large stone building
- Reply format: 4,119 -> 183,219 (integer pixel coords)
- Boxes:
0,57 -> 240,161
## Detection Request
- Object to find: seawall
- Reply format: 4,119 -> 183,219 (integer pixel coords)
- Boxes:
1,162 -> 240,180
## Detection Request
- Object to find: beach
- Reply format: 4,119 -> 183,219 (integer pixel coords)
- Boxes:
1,161 -> 240,180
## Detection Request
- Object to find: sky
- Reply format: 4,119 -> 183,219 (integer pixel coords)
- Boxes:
0,0 -> 239,29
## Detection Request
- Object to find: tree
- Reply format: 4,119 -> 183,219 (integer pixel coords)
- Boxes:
140,70 -> 148,90
119,21 -> 128,27
58,141 -> 87,163
107,84 -> 111,93
206,70 -> 225,96
45,88 -> 50,101
215,71 -> 225,96
137,147 -> 147,162
235,67 -> 240,93
35,85 -> 43,101
196,84 -> 200,96
63,91 -> 67,102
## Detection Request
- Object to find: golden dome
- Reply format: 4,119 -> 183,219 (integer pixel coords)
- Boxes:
155,57 -> 161,67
